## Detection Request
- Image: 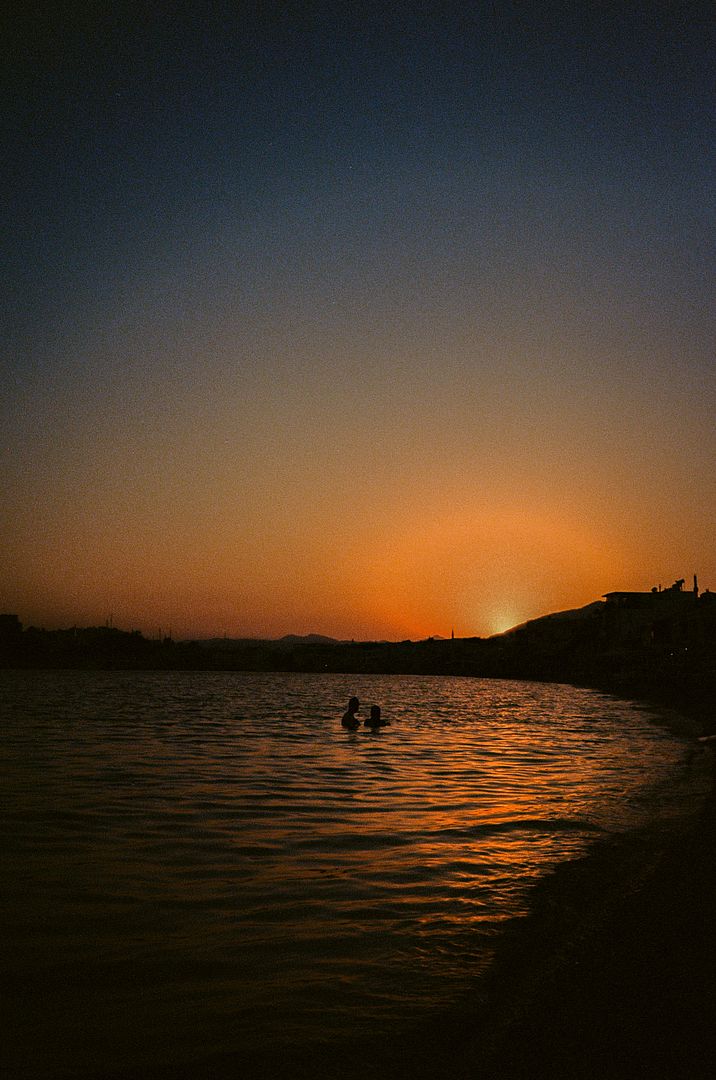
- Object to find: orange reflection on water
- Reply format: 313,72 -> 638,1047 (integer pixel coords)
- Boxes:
3,670 -> 699,1075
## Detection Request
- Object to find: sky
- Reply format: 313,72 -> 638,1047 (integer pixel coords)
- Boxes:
2,1 -> 714,640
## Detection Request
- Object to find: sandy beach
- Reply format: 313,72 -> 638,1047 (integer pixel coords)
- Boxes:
452,795 -> 715,1078
401,710 -> 716,1080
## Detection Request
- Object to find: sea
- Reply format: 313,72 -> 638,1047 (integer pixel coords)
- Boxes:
0,670 -> 709,1079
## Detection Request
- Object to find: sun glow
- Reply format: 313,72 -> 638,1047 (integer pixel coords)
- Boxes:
348,501 -> 627,640
488,611 -> 523,636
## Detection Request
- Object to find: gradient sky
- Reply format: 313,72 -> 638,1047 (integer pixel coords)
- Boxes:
3,2 -> 714,640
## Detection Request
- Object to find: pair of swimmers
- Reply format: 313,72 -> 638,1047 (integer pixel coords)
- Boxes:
341,696 -> 389,731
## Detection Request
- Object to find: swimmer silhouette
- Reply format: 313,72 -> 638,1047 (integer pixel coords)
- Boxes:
341,696 -> 360,730
364,704 -> 388,729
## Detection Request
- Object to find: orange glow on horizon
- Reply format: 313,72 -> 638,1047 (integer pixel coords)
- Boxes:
346,502 -> 633,641
5,475 -> 713,642
3,6 -> 714,649
5,475 -> 713,643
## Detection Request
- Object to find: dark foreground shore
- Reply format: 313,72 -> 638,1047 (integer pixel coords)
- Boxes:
410,721 -> 716,1080
447,781 -> 716,1079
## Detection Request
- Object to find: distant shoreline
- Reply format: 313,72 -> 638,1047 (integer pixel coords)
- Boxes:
2,647 -> 714,741
3,591 -> 714,741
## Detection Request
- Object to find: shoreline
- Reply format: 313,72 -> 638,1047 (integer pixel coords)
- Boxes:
254,689 -> 716,1080
461,776 -> 716,1079
404,694 -> 716,1080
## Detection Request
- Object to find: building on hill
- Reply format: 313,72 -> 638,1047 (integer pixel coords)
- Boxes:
601,578 -> 705,648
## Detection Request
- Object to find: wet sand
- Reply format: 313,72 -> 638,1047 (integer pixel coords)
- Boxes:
401,707 -> 716,1080
451,800 -> 715,1079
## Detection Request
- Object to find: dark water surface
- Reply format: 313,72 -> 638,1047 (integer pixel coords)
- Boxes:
0,671 -> 706,1078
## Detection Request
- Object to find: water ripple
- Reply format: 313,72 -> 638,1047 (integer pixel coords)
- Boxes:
0,669 -> 706,1079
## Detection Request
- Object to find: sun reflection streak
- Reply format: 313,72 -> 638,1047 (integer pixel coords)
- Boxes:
1,670 -> 702,1075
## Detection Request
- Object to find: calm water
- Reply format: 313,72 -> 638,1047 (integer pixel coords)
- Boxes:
0,671 -> 705,1078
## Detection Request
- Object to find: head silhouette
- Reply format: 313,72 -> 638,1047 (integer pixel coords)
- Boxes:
341,696 -> 361,730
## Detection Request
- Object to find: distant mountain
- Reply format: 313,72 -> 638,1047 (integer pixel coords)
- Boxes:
500,601 -> 605,636
274,634 -> 342,647
192,634 -> 343,649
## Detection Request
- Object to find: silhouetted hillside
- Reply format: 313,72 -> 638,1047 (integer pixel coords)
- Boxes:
502,601 -> 606,635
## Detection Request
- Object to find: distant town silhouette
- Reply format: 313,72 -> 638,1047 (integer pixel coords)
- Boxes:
2,576 -> 714,720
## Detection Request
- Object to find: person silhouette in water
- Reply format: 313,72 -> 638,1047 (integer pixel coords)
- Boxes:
341,696 -> 360,730
364,704 -> 388,729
